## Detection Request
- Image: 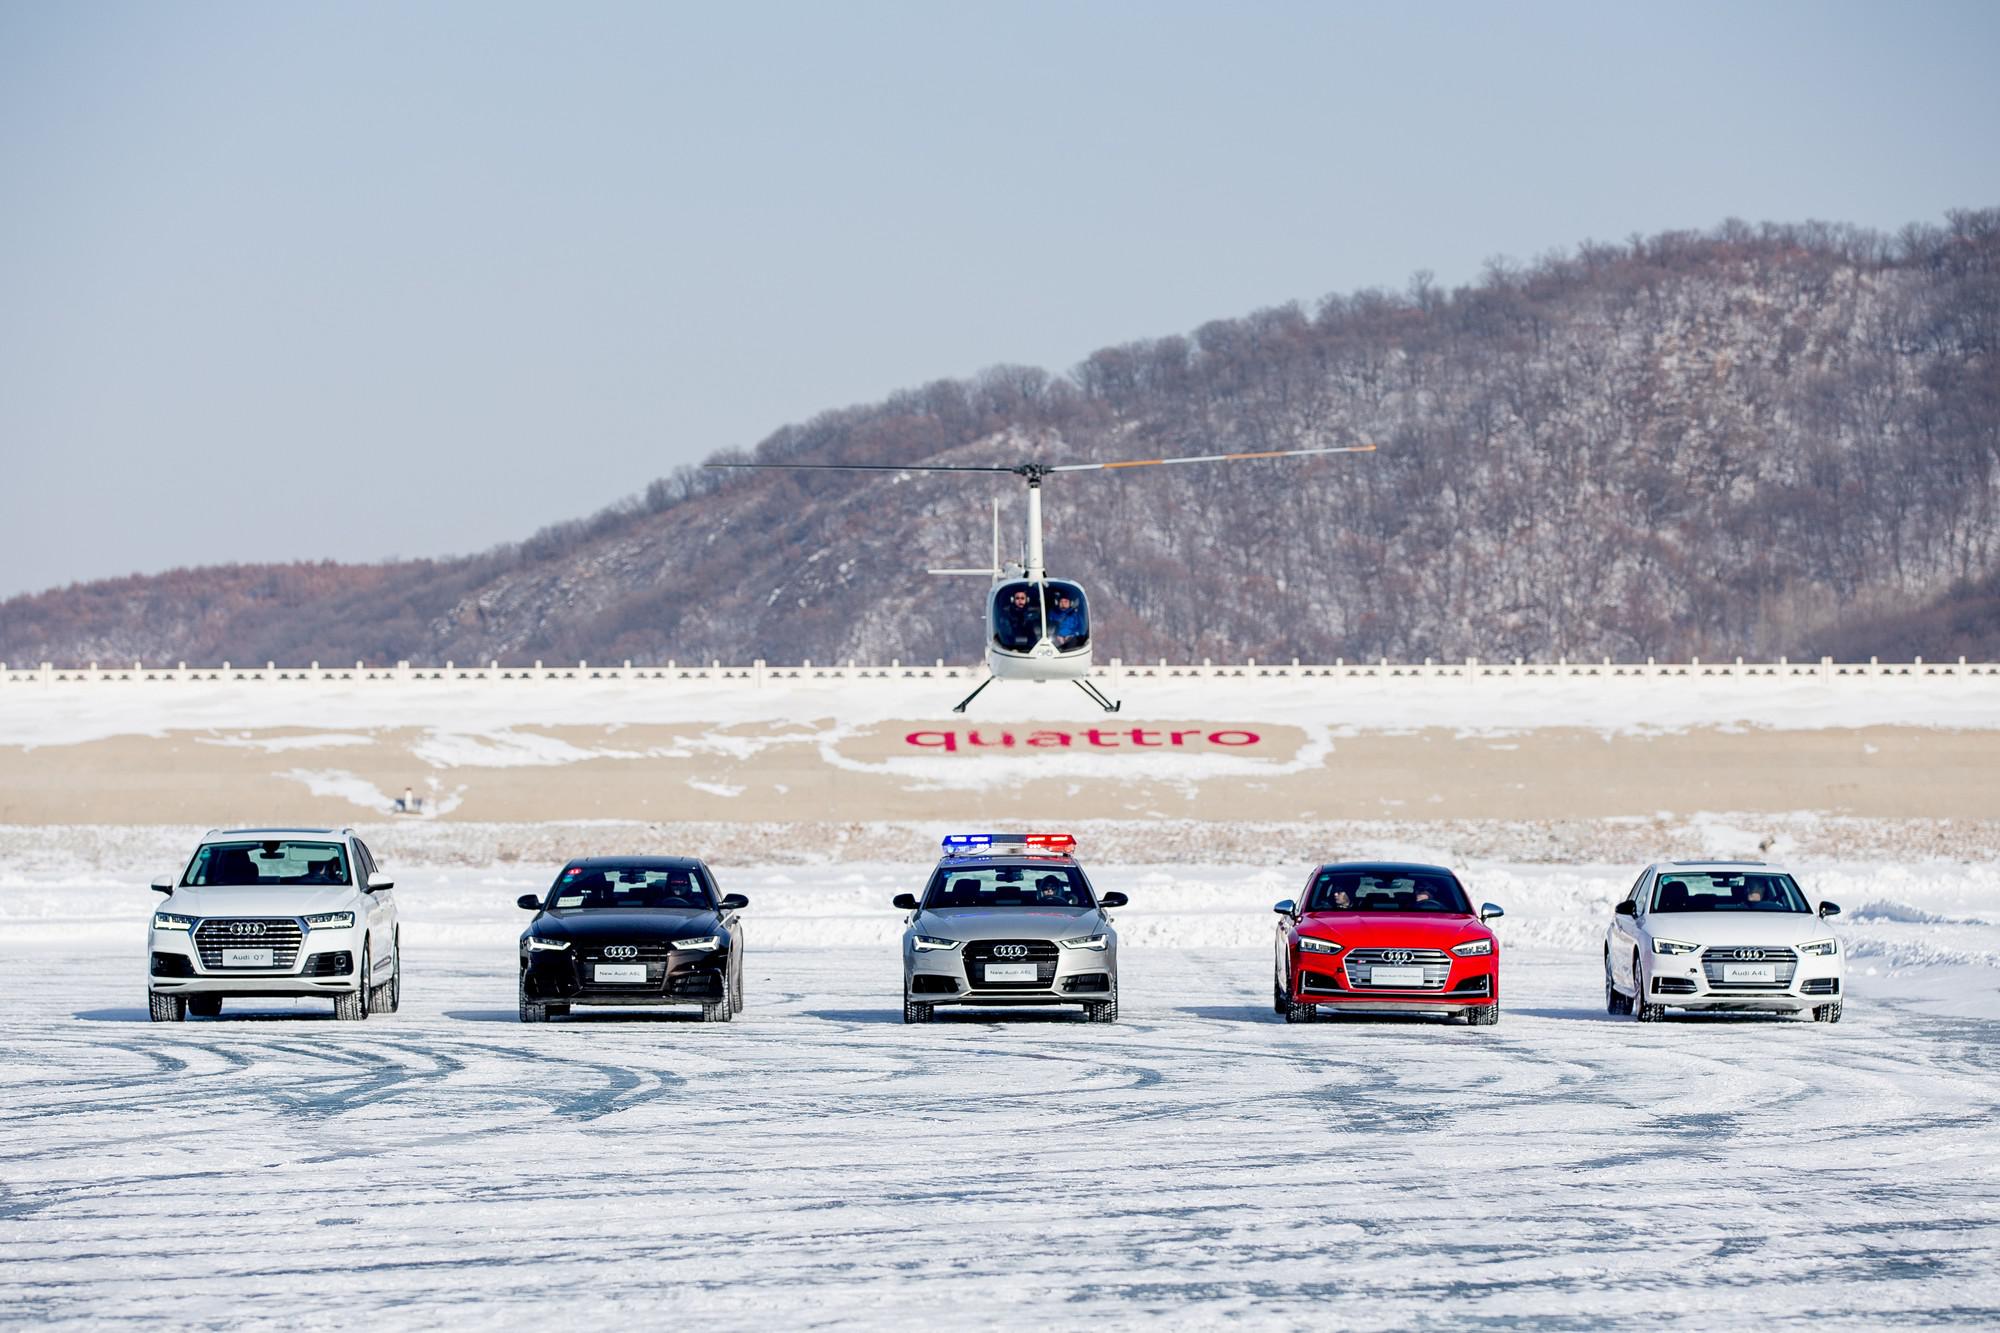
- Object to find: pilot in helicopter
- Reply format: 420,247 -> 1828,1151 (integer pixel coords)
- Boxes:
1048,587 -> 1085,649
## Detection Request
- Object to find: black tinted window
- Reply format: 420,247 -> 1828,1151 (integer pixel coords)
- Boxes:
923,864 -> 1094,908
547,865 -> 714,910
1305,870 -> 1470,914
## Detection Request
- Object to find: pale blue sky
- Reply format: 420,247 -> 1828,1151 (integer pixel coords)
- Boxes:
2,0 -> 1995,596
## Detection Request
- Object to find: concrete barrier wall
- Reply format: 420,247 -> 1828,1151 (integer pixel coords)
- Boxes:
3,655 -> 1995,688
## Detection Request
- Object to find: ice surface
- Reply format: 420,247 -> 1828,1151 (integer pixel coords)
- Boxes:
2,853 -> 1997,1326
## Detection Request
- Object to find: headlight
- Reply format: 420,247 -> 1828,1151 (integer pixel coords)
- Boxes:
151,913 -> 196,932
912,935 -> 961,952
525,937 -> 571,952
1059,934 -> 1108,951
1297,937 -> 1342,955
1451,939 -> 1493,957
1652,938 -> 1698,955
304,911 -> 355,930
1799,938 -> 1839,956
673,935 -> 721,952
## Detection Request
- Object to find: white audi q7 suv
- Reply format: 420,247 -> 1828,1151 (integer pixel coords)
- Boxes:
1605,860 -> 1845,1022
147,827 -> 401,1022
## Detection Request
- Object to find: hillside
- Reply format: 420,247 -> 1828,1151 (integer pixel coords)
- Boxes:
4,210 -> 1997,668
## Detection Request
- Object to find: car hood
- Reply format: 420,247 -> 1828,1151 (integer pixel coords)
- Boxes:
526,909 -> 721,943
1643,912 -> 1832,946
912,906 -> 1106,943
166,885 -> 361,917
1296,911 -> 1491,948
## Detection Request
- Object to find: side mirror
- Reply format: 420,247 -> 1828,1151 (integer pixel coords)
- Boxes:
892,893 -> 919,911
151,874 -> 175,895
516,894 -> 542,911
1100,891 -> 1128,909
1272,899 -> 1296,916
1614,901 -> 1637,917
366,872 -> 394,893
720,893 -> 749,911
1480,903 -> 1505,922
1819,901 -> 1841,918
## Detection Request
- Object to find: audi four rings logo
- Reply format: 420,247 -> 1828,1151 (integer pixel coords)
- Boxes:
227,922 -> 268,937
993,944 -> 1030,959
1731,949 -> 1766,961
1383,949 -> 1415,964
603,945 -> 639,960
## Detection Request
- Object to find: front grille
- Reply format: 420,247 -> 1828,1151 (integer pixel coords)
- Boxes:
1700,946 -> 1799,990
1801,977 -> 1840,996
580,942 -> 675,989
580,943 -> 675,963
964,940 -> 1059,989
151,952 -> 194,978
303,951 -> 353,977
194,918 -> 303,970
1342,948 -> 1451,991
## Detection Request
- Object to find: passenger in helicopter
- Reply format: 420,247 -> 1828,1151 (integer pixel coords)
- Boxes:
1047,587 -> 1086,649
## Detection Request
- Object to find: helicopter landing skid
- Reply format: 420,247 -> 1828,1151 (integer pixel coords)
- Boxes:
1074,678 -> 1122,713
951,676 -> 996,713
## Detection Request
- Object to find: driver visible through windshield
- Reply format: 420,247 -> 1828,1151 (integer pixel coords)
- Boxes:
184,840 -> 351,887
1649,872 -> 1810,913
1305,870 -> 1471,915
923,864 -> 1095,909
546,865 -> 715,911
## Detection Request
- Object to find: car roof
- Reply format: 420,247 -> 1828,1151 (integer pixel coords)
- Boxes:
204,827 -> 352,840
1313,860 -> 1460,879
936,854 -> 1080,871
1651,860 -> 1794,875
561,855 -> 708,871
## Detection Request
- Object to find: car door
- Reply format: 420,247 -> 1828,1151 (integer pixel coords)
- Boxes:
1610,869 -> 1649,988
353,838 -> 393,971
705,862 -> 739,990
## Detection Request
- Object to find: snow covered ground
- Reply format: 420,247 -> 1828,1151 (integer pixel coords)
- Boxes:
3,855 -> 1998,1327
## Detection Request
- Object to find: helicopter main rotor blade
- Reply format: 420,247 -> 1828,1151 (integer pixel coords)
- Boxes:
1043,442 -> 1377,472
705,461 -> 1021,474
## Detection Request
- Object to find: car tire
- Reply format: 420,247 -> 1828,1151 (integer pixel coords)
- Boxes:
902,999 -> 933,1024
334,948 -> 371,1021
1467,1004 -> 1499,1026
1631,953 -> 1665,1022
519,978 -> 548,1023
1813,1002 -> 1843,1023
1085,998 -> 1118,1024
1283,998 -> 1316,1024
385,934 -> 402,1013
701,998 -> 731,1023
188,995 -> 222,1018
1273,973 -> 1289,1015
1604,952 -> 1632,1015
148,992 -> 186,1023
730,957 -> 744,1017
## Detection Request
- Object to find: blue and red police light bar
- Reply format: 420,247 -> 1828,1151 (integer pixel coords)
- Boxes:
941,832 -> 1077,854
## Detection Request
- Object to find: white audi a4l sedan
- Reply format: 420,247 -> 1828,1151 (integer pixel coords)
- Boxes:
146,827 -> 401,1021
1605,860 -> 1845,1022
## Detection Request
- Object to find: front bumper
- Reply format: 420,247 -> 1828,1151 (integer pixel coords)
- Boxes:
1291,948 -> 1499,1013
147,923 -> 364,995
1643,949 -> 1844,1012
906,938 -> 1117,1007
521,945 -> 729,1007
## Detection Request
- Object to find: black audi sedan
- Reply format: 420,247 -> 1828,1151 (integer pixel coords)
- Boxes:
517,857 -> 747,1022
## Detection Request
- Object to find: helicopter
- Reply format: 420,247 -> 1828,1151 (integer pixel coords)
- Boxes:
708,441 -> 1376,712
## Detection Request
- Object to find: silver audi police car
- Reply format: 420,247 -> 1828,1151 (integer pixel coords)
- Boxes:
895,833 -> 1125,1024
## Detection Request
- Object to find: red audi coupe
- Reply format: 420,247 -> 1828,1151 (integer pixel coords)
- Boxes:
1273,861 -> 1503,1025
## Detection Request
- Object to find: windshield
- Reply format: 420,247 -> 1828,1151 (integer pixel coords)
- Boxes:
923,863 -> 1095,909
991,580 -> 1089,653
184,840 -> 351,887
1305,869 -> 1471,915
546,864 -> 715,911
1648,872 -> 1810,913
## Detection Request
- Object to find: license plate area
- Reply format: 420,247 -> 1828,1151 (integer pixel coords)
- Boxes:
593,964 -> 649,984
983,963 -> 1039,983
221,948 -> 274,968
1368,965 -> 1427,987
1722,964 -> 1777,984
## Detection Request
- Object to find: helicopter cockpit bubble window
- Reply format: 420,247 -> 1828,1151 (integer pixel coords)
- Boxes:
992,582 -> 1044,652
1043,581 -> 1089,651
